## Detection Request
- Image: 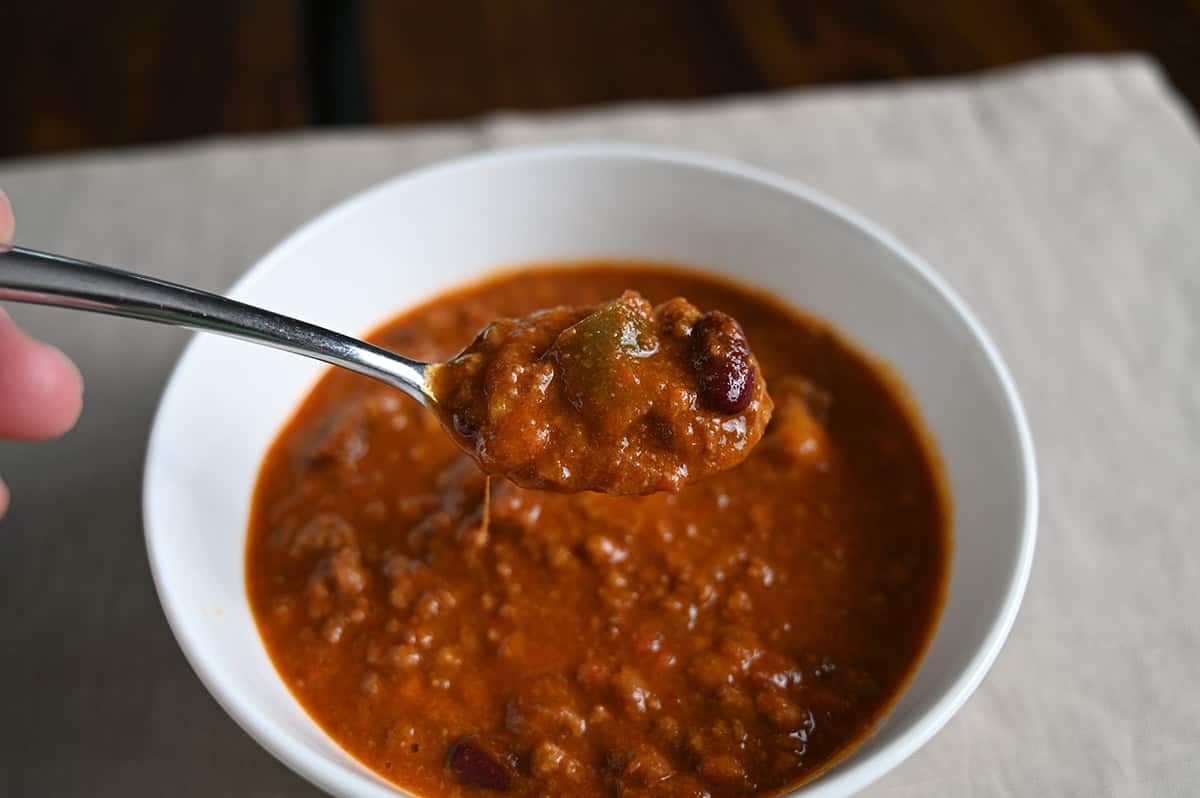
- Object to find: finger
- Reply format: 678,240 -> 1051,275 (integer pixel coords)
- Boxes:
0,478 -> 9,520
0,308 -> 84,440
0,189 -> 13,246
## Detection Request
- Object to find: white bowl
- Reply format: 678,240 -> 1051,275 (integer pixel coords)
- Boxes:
144,144 -> 1037,797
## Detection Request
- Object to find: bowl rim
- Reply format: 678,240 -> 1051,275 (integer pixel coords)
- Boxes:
143,142 -> 1039,798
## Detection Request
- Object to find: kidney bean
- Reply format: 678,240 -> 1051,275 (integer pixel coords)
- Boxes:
691,312 -> 755,414
447,736 -> 511,790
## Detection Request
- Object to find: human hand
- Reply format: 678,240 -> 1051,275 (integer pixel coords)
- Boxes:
0,189 -> 85,518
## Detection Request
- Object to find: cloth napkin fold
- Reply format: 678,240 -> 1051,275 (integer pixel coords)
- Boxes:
1,54 -> 1196,796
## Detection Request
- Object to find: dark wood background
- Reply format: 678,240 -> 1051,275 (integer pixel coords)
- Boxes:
3,1 -> 1198,159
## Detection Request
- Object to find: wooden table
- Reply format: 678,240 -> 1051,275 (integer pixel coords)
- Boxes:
3,0 -> 1197,159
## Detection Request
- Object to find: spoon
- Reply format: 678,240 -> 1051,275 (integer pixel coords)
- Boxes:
0,244 -> 772,496
0,245 -> 433,408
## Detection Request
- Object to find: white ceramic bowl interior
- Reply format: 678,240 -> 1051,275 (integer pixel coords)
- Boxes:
145,145 -> 1037,798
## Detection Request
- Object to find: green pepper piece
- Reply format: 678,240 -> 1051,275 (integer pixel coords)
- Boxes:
550,293 -> 658,422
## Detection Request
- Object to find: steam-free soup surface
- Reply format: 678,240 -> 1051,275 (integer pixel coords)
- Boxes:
247,263 -> 948,797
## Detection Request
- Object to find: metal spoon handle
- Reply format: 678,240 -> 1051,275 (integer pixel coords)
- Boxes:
0,245 -> 430,405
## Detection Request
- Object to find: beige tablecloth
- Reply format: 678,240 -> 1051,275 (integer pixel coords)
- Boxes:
2,55 -> 1197,797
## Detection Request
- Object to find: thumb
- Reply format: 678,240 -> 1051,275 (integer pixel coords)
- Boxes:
0,189 -> 13,246
0,308 -> 84,440
0,189 -> 84,439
